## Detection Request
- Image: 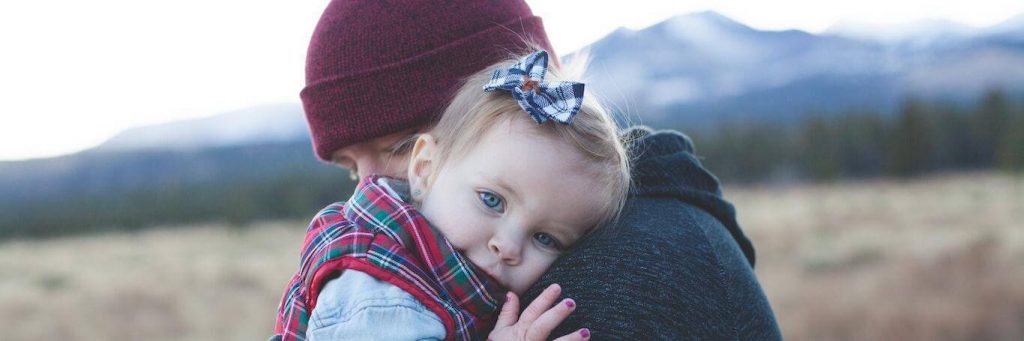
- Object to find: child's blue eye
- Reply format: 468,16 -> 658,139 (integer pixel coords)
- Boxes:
533,232 -> 562,250
477,191 -> 505,213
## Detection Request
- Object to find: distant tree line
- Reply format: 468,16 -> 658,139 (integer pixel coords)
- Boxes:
0,170 -> 355,239
688,89 -> 1024,183
0,142 -> 357,240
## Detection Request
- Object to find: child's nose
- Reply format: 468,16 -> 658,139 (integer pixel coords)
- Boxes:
488,235 -> 523,266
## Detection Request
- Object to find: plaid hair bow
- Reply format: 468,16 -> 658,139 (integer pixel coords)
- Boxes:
483,50 -> 585,124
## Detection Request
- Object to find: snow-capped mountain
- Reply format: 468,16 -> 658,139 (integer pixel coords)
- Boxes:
825,18 -> 976,45
95,103 -> 307,152
581,11 -> 1024,127
89,11 -> 1024,151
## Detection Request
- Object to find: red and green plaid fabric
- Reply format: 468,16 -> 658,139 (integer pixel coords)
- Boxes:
273,175 -> 505,341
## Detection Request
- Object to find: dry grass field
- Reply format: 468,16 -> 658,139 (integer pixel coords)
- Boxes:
731,172 -> 1024,340
1,173 -> 1021,340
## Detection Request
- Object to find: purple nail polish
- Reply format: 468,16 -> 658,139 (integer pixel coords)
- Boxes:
564,299 -> 575,308
580,328 -> 590,338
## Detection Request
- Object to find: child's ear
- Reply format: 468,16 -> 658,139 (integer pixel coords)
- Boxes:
407,134 -> 436,200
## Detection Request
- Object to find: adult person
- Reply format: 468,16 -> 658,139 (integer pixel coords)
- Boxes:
298,1 -> 781,339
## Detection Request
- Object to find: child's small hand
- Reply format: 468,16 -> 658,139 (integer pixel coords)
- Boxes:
487,284 -> 591,341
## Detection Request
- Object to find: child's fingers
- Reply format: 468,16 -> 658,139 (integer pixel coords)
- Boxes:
519,283 -> 561,325
551,328 -> 591,341
494,291 -> 520,328
525,298 -> 576,340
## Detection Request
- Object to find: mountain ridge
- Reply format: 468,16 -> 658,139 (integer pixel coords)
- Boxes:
47,10 -> 1024,154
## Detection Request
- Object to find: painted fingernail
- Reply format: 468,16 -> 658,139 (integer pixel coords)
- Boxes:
580,328 -> 590,338
564,299 -> 575,309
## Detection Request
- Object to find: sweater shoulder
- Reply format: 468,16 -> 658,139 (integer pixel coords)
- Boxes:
627,197 -> 780,339
524,196 -> 779,339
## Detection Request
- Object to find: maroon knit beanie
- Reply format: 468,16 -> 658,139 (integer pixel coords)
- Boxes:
301,0 -> 556,161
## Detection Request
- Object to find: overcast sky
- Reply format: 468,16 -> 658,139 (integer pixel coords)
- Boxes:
1,0 -> 1022,161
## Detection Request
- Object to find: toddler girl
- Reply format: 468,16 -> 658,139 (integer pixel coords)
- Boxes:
273,51 -> 630,341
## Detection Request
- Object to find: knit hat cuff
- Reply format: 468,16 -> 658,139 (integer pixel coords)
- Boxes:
301,15 -> 552,162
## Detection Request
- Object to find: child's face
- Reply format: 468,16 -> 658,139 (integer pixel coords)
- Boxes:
409,117 -> 607,294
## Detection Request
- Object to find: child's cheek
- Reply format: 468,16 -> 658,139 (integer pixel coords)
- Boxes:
445,195 -> 488,248
521,253 -> 558,289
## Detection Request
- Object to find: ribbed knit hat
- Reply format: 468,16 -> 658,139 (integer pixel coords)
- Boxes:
301,0 -> 555,161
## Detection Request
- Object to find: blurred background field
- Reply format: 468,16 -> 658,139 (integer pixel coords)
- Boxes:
1,172 -> 1021,340
738,173 -> 1024,340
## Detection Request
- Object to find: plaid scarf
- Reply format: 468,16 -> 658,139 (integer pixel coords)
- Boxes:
273,176 -> 504,341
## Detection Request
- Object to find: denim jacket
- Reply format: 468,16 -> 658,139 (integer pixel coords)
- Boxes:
306,269 -> 446,340
301,177 -> 468,340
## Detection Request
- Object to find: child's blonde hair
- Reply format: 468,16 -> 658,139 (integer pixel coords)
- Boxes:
426,52 -> 631,230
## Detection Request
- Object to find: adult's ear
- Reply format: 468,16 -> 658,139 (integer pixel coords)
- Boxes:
407,134 -> 437,201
